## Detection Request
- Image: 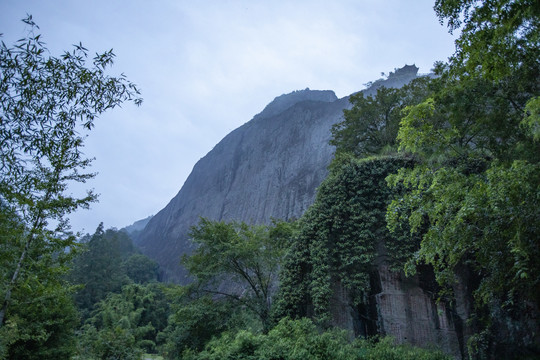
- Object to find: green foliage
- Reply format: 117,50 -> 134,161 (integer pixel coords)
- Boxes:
433,0 -> 540,82
523,96 -> 540,141
182,318 -> 450,360
331,77 -> 432,157
77,283 -> 169,359
0,16 -> 141,357
159,286 -> 247,359
388,160 -> 540,306
257,318 -> 356,360
355,336 -> 450,360
184,218 -> 292,331
275,156 -> 416,324
69,225 -> 133,316
77,324 -> 143,360
124,253 -> 160,284
386,1 -> 540,357
0,276 -> 79,359
397,70 -> 533,162
0,202 -> 80,359
69,226 -> 160,320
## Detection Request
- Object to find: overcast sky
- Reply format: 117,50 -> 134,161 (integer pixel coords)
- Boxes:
1,0 -> 457,234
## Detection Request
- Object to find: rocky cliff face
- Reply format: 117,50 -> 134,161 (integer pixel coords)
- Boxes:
372,265 -> 461,356
135,65 -> 476,357
326,264 -> 463,358
136,89 -> 349,283
122,215 -> 153,236
136,66 -> 420,284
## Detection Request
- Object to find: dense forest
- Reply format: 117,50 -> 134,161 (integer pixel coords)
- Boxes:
1,1 -> 539,359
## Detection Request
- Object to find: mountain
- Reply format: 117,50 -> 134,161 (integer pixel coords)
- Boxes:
134,65 -> 476,357
121,215 -> 154,241
136,65 -> 421,284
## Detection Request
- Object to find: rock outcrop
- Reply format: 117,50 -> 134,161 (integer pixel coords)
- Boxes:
327,264 -> 463,358
136,65 -> 420,284
136,89 -> 349,283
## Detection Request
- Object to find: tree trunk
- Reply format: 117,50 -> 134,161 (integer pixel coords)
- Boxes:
0,233 -> 32,327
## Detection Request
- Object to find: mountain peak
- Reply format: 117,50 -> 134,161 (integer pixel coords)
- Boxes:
256,88 -> 338,119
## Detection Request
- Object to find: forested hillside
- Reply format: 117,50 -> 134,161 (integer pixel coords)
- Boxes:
1,1 -> 539,359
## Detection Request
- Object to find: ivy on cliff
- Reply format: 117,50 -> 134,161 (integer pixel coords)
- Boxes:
275,155 -> 416,325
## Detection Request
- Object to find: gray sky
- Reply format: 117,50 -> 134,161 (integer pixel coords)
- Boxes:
1,0 -> 457,234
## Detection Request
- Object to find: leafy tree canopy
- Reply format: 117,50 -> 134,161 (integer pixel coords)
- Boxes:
69,225 -> 160,321
434,0 -> 540,81
77,283 -> 169,359
385,0 -> 540,356
159,285 -> 248,359
0,17 -> 142,360
183,218 -> 293,332
330,77 -> 432,157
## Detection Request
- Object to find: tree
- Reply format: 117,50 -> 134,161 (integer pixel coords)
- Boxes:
0,14 -> 141,335
77,283 -> 169,358
69,225 -> 134,317
183,218 -> 292,332
1,274 -> 79,359
0,202 -> 80,359
433,0 -> 540,82
159,286 -> 243,359
386,1 -> 540,357
330,77 -> 432,157
124,253 -> 159,284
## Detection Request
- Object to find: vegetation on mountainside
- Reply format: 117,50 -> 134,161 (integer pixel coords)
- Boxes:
386,0 -> 540,356
182,219 -> 293,333
281,0 -> 540,358
330,77 -> 432,157
68,224 -> 159,319
273,155 -> 418,326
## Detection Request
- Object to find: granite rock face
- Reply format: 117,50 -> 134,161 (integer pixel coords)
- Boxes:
122,215 -> 153,237
373,264 -> 462,358
136,66 -> 421,283
327,265 -> 463,357
136,89 -> 349,283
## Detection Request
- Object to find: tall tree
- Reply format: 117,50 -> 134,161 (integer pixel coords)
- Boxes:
69,225 -> 134,317
183,218 -> 292,332
0,14 -> 141,334
434,0 -> 540,82
387,1 -> 540,357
